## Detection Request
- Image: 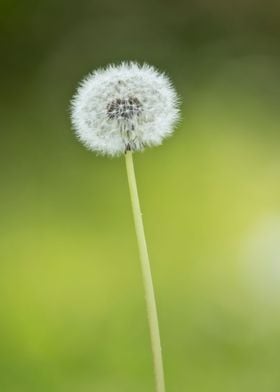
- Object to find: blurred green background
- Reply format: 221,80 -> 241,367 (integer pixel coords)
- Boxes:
1,0 -> 280,391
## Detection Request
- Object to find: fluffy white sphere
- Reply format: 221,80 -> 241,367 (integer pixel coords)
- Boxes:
71,62 -> 180,157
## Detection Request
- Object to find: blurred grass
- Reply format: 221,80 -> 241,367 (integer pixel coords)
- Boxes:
1,53 -> 280,391
1,0 -> 280,385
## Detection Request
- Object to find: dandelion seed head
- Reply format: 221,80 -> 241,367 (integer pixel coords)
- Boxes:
71,62 -> 180,156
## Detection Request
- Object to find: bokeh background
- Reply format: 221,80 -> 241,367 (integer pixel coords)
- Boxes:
1,0 -> 280,391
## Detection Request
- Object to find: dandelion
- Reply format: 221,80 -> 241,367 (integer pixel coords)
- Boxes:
71,62 -> 180,392
71,62 -> 179,156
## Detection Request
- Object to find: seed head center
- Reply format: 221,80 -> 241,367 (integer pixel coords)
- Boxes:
107,97 -> 143,120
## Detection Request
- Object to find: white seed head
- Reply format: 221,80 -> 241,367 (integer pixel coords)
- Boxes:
71,62 -> 180,157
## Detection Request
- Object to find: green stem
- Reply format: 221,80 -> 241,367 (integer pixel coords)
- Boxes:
125,150 -> 166,392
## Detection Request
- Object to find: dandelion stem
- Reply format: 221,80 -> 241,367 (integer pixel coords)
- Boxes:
125,150 -> 165,392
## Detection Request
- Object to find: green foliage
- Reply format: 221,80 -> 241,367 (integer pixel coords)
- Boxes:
1,0 -> 280,390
